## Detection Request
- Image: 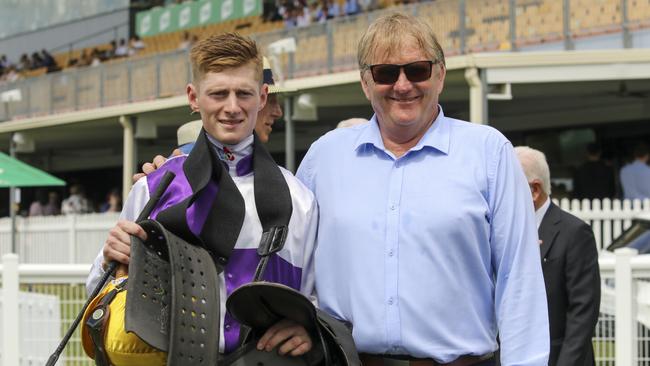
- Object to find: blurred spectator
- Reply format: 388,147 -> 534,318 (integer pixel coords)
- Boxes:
572,143 -> 616,200
18,53 -> 31,71
283,6 -> 299,28
29,190 -> 61,216
327,0 -> 340,18
263,0 -> 282,21
90,48 -> 103,66
359,0 -> 376,11
62,184 -> 92,214
106,40 -> 117,59
114,38 -> 129,58
296,5 -> 312,27
178,31 -> 192,51
130,35 -> 146,55
0,55 -> 9,70
99,188 -> 122,213
620,142 -> 650,200
41,49 -> 60,73
29,190 -> 48,216
0,55 -> 6,74
77,49 -> 91,67
0,66 -> 20,84
30,52 -> 44,69
344,0 -> 361,16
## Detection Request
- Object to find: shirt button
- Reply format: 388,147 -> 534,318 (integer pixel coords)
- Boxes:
226,273 -> 233,279
225,324 -> 231,330
389,205 -> 396,210
388,297 -> 394,305
388,250 -> 394,257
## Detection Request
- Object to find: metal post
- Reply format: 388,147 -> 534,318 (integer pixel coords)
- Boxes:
127,60 -> 133,102
9,134 -> 17,254
509,0 -> 517,51
465,68 -> 487,124
459,0 -> 467,54
119,115 -> 136,203
284,96 -> 295,172
615,247 -> 637,365
563,0 -> 574,50
2,253 -> 20,366
326,22 -> 334,73
622,0 -> 632,48
288,50 -> 295,80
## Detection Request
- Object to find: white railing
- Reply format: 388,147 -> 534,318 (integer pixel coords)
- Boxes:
0,251 -> 648,365
0,213 -> 119,264
0,255 -> 91,365
555,198 -> 650,251
0,199 -> 646,265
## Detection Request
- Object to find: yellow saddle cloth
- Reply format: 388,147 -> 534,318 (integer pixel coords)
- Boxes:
81,277 -> 167,366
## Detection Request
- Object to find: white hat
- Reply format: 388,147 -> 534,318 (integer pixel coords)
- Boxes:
177,120 -> 202,146
263,57 -> 295,94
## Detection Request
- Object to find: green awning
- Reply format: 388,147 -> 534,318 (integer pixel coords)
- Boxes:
0,152 -> 65,188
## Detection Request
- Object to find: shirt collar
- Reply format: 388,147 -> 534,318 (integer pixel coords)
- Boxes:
535,196 -> 551,229
354,105 -> 450,156
206,133 -> 254,177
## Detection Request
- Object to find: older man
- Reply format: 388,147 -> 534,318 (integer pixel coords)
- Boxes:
296,13 -> 549,366
515,146 -> 600,366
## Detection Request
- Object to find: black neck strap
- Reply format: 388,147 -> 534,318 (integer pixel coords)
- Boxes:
155,129 -> 292,270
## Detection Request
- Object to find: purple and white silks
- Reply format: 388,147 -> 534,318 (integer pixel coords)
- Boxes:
87,136 -> 318,354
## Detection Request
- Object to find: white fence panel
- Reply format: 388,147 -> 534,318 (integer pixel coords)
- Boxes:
0,213 -> 118,264
556,198 -> 650,251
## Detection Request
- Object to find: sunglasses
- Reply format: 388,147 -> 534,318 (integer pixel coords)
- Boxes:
366,60 -> 437,85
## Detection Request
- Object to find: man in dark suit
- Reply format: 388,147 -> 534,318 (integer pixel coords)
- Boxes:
515,146 -> 601,366
573,143 -> 616,200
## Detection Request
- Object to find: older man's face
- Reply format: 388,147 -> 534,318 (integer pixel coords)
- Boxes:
361,36 -> 445,136
255,93 -> 283,143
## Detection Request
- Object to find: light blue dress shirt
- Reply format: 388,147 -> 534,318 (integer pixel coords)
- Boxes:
620,160 -> 650,200
297,108 -> 549,365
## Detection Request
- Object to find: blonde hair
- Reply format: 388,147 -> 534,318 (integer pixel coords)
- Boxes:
189,32 -> 262,85
357,13 -> 445,69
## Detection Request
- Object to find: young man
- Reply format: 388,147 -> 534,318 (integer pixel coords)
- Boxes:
86,32 -> 317,358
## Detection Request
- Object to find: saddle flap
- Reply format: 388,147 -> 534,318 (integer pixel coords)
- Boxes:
226,282 -> 317,332
125,221 -> 172,351
125,220 -> 221,366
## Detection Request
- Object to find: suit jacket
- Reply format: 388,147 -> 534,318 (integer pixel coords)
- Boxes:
540,202 -> 601,366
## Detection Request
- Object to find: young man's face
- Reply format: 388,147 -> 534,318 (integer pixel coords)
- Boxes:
187,63 -> 268,145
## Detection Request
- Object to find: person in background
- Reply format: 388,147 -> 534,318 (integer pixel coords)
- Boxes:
29,190 -> 49,216
61,184 -> 92,214
99,188 -> 122,213
572,143 -> 616,200
44,191 -> 61,215
129,35 -> 146,55
515,146 -> 600,366
114,39 -> 129,58
178,31 -> 192,51
620,142 -> 650,200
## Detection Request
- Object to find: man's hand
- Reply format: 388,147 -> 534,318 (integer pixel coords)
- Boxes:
132,153 -> 174,182
102,220 -> 147,270
257,319 -> 312,356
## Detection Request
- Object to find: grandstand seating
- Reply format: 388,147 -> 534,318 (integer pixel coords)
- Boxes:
18,0 -> 650,81
3,0 -> 650,123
